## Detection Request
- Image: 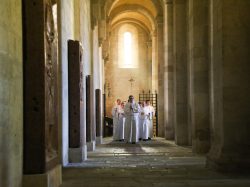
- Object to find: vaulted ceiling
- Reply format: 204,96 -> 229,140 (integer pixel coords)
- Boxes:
105,0 -> 163,33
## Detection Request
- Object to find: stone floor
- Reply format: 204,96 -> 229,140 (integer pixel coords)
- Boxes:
61,137 -> 250,187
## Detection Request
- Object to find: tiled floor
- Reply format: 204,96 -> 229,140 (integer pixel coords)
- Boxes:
61,137 -> 250,187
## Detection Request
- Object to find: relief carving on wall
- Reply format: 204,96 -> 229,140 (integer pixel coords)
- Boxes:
80,48 -> 83,102
45,0 -> 58,162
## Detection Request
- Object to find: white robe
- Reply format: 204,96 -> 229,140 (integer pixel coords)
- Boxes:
118,108 -> 125,140
138,107 -> 149,140
146,105 -> 155,138
112,105 -> 121,140
124,102 -> 140,143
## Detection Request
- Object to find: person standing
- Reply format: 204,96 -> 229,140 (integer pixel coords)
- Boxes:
112,99 -> 121,141
138,102 -> 143,140
145,100 -> 155,140
118,102 -> 125,141
139,101 -> 149,141
124,95 -> 140,144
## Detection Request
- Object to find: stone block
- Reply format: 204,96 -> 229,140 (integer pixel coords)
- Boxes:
23,164 -> 62,187
69,147 -> 87,163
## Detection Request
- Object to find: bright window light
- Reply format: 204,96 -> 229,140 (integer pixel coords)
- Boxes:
124,32 -> 132,66
118,24 -> 138,68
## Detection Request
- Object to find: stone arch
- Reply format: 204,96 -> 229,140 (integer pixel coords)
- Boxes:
111,18 -> 151,35
109,5 -> 156,31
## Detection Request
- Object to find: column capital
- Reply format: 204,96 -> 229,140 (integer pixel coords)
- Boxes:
163,0 -> 173,5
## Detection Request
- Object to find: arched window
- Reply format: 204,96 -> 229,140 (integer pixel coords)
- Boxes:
123,32 -> 132,67
118,24 -> 138,68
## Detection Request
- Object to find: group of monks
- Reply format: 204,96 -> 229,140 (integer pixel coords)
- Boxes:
112,95 -> 155,144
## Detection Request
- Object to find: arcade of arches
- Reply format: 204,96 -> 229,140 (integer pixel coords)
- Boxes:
1,0 -> 250,186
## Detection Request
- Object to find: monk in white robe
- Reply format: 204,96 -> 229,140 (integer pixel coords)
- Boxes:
111,99 -> 121,141
118,102 -> 125,141
145,100 -> 155,140
124,95 -> 140,144
139,102 -> 149,141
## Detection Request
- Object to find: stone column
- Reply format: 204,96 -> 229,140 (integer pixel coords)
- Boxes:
156,16 -> 165,137
207,0 -> 250,171
188,0 -> 210,153
163,0 -> 175,140
95,89 -> 102,144
173,0 -> 189,145
147,41 -> 153,89
151,31 -> 158,92
22,0 -> 61,186
68,40 -> 87,162
86,75 -> 95,151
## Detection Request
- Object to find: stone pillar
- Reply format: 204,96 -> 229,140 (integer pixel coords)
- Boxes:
68,40 -> 87,162
188,0 -> 210,153
22,0 -> 61,186
86,75 -> 95,151
147,41 -> 153,89
156,16 -> 165,137
164,0 -> 175,140
96,89 -> 103,144
0,1 -> 23,186
207,0 -> 250,171
151,32 -> 158,92
173,0 -> 189,145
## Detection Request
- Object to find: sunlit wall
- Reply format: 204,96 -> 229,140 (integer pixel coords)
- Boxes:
105,23 -> 152,116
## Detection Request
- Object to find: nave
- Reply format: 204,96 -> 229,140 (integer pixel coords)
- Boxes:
61,138 -> 250,187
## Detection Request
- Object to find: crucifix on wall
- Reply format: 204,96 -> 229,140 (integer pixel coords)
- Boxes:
128,76 -> 135,93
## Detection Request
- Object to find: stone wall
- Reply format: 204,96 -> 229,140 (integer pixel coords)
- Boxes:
105,23 -> 151,116
59,0 -> 75,166
0,0 -> 23,187
59,0 -> 92,165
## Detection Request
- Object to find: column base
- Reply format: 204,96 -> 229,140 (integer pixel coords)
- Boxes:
87,141 -> 96,151
192,139 -> 210,154
96,136 -> 103,144
165,130 -> 175,140
23,164 -> 62,187
69,145 -> 87,163
206,145 -> 250,172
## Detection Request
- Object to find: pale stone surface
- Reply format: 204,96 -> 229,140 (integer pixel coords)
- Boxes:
59,0 -> 75,166
156,18 -> 165,137
69,147 -> 87,163
164,1 -> 175,140
23,165 -> 62,187
0,0 -> 23,187
188,0 -> 210,153
173,0 -> 189,145
66,137 -> 203,168
59,0 -> 92,165
61,138 -> 250,187
105,23 -> 151,116
96,136 -> 103,145
87,141 -> 96,152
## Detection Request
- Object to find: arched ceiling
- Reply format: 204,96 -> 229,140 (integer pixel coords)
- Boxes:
110,10 -> 153,31
106,0 -> 163,33
108,0 -> 158,17
111,18 -> 151,34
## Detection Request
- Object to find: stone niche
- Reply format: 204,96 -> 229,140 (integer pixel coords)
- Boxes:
23,0 -> 61,186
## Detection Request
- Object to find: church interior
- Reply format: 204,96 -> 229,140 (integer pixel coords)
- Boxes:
1,0 -> 250,186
